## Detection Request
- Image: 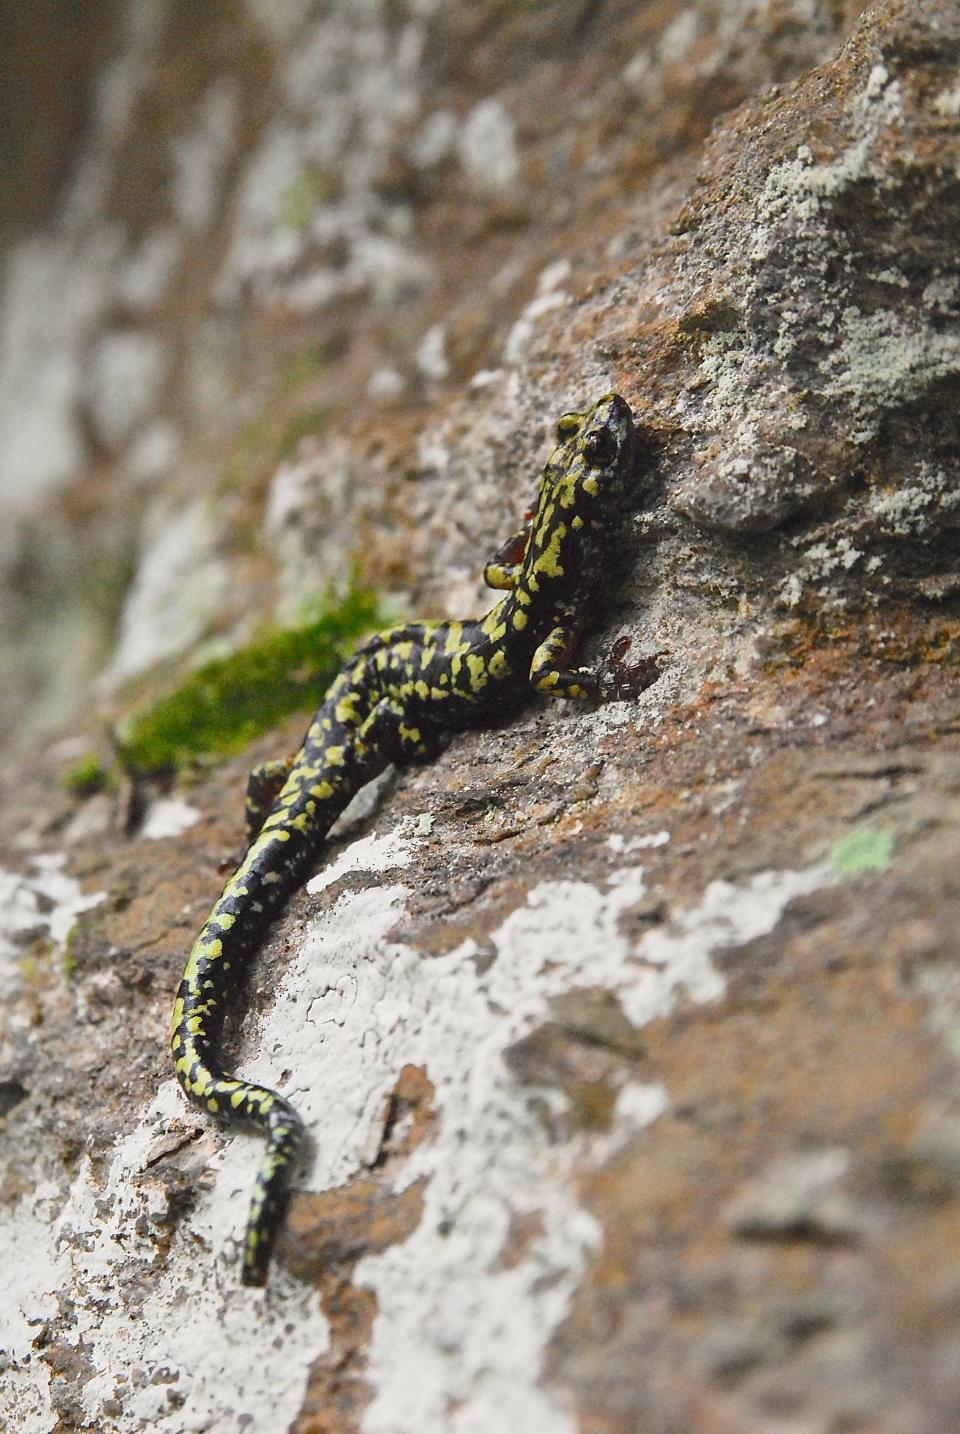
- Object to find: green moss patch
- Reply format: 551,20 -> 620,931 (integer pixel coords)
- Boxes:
116,584 -> 383,775
830,825 -> 895,876
63,754 -> 114,798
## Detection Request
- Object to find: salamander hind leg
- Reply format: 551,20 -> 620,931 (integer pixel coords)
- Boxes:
483,526 -> 530,590
529,624 -> 598,701
357,695 -> 442,763
245,756 -> 295,841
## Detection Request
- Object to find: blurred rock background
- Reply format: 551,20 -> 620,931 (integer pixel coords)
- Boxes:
0,0 -> 869,749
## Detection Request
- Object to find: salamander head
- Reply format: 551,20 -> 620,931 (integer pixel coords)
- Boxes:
516,394 -> 637,604
547,393 -> 636,515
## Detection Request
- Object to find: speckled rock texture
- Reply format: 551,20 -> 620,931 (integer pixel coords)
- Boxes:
2,1 -> 960,1432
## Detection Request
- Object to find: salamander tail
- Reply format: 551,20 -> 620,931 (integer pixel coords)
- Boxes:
240,1094 -> 305,1286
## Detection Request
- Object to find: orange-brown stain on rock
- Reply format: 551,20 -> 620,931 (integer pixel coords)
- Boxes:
545,783 -> 960,1433
285,1178 -> 428,1434
284,1066 -> 435,1434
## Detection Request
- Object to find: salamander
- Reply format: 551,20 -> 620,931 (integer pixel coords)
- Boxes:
172,392 -> 640,1286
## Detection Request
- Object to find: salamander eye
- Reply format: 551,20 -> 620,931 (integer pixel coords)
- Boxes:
582,427 -> 617,467
555,412 -> 581,442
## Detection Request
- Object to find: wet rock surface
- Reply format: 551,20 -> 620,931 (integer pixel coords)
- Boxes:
2,1 -> 960,1431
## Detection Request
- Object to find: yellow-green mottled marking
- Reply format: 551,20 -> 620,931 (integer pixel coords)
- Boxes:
172,394 -> 639,1287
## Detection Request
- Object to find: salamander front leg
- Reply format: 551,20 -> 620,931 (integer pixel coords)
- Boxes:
244,756 -> 295,842
529,625 -> 598,701
531,629 -> 663,704
483,527 -> 530,590
603,635 -> 663,701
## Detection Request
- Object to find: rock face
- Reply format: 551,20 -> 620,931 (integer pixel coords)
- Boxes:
2,2 -> 960,1432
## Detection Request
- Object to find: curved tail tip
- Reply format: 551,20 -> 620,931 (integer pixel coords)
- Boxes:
242,1213 -> 282,1287
241,1256 -> 269,1288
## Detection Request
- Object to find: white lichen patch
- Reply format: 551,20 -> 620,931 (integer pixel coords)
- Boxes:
367,364 -> 406,401
85,329 -> 170,450
724,1146 -> 859,1241
126,419 -> 181,484
0,1181 -> 67,1433
128,835 -> 828,1434
415,323 -> 450,383
504,261 -> 572,366
45,1082 -> 326,1434
169,78 -> 240,233
0,238 -> 106,511
933,75 -> 960,116
779,572 -> 804,608
0,854 -> 105,975
407,108 -> 458,169
264,439 -> 354,621
306,819 -> 417,895
820,310 -> 960,444
657,8 -> 700,65
102,499 -> 230,686
0,819 -> 836,1433
116,228 -> 181,312
866,460 -> 960,536
608,830 -> 671,853
614,1080 -> 671,1127
356,862 -> 834,1432
216,3 -> 432,309
800,536 -> 863,578
140,798 -> 203,841
751,66 -> 903,264
693,330 -> 752,432
457,97 -> 521,194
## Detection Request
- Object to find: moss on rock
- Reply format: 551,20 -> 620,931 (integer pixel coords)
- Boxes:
115,583 -> 382,774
